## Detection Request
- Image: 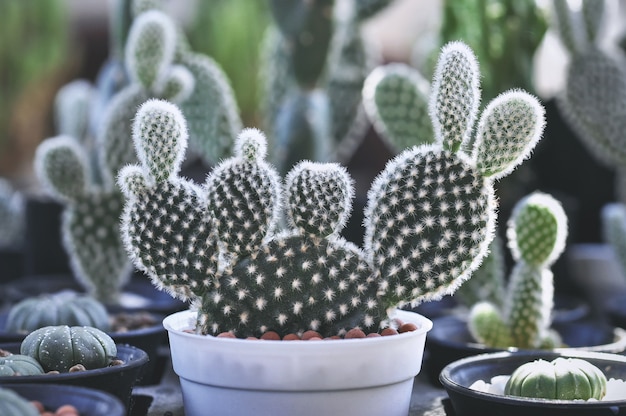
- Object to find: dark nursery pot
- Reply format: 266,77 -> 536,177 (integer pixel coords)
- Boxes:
0,383 -> 126,416
440,349 -> 626,416
0,311 -> 166,385
424,315 -> 626,387
0,343 -> 149,411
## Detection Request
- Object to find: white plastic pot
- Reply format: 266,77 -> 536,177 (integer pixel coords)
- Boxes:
163,309 -> 433,416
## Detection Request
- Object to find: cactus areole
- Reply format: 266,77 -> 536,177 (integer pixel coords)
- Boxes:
119,41 -> 545,338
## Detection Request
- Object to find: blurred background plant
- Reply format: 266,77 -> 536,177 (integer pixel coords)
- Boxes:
0,1 -> 70,182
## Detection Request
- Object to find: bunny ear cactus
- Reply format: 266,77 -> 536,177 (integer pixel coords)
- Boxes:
552,0 -> 626,170
362,63 -> 434,153
119,41 -> 545,338
469,192 -> 568,349
601,203 -> 626,279
261,0 -> 392,174
35,136 -> 131,304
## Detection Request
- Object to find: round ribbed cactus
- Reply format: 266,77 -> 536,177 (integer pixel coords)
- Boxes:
469,192 -> 568,349
0,354 -> 45,376
20,325 -> 117,373
6,292 -> 110,333
0,388 -> 40,416
505,357 -> 607,400
119,40 -> 545,337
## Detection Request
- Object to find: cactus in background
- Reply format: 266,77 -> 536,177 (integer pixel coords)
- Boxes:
34,77 -> 132,304
422,0 -> 547,104
362,63 -> 434,153
119,41 -> 545,337
0,178 -> 24,248
454,234 -> 507,308
469,192 -> 568,349
552,0 -> 626,173
261,0 -> 393,175
601,203 -> 626,281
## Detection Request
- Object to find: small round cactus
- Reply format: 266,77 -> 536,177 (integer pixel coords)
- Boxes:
0,354 -> 45,376
0,388 -> 40,416
20,325 -> 117,373
504,357 -> 607,400
6,292 -> 110,334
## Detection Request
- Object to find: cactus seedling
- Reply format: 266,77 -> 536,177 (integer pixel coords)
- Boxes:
469,192 -> 568,349
0,178 -> 24,248
119,41 -> 545,338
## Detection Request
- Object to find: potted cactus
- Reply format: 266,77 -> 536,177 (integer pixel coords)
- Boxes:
424,192 -> 626,386
117,39 -> 545,415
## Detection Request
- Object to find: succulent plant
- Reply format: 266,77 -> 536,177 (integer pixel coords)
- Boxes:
6,292 -> 110,334
0,388 -> 40,416
601,202 -> 626,279
261,0 -> 393,174
505,357 -> 607,400
552,0 -> 626,172
0,354 -> 45,376
469,192 -> 568,349
0,178 -> 24,248
119,41 -> 545,338
20,325 -> 117,373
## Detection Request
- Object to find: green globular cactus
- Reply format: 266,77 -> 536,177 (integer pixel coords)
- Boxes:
552,0 -> 626,170
20,325 -> 117,373
0,388 -> 40,416
261,0 -> 392,174
119,41 -> 545,338
469,192 -> 568,349
504,357 -> 607,400
0,178 -> 24,248
0,354 -> 45,376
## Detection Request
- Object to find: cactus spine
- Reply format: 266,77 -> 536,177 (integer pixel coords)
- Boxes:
119,41 -> 545,338
469,192 -> 568,349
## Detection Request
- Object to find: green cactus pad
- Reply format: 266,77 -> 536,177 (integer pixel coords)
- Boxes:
35,136 -> 89,202
362,63 -> 434,152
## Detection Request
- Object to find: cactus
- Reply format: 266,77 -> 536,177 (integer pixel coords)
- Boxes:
552,0 -> 626,171
505,357 -> 607,400
0,178 -> 24,248
21,325 -> 117,373
0,388 -> 41,416
261,0 -> 392,174
469,192 -> 568,349
362,63 -> 434,153
0,354 -> 45,376
601,202 -> 626,280
119,41 -> 545,337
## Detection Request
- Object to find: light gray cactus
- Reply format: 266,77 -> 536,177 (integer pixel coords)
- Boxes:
552,0 -> 626,172
601,203 -> 626,283
0,178 -> 24,248
119,41 -> 545,337
261,0 -> 392,175
469,192 -> 568,349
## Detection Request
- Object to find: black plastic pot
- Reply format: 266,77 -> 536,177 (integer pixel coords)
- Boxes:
440,349 -> 626,416
424,315 -> 626,387
0,248 -> 23,284
0,383 -> 126,416
0,343 -> 148,411
0,310 -> 165,385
